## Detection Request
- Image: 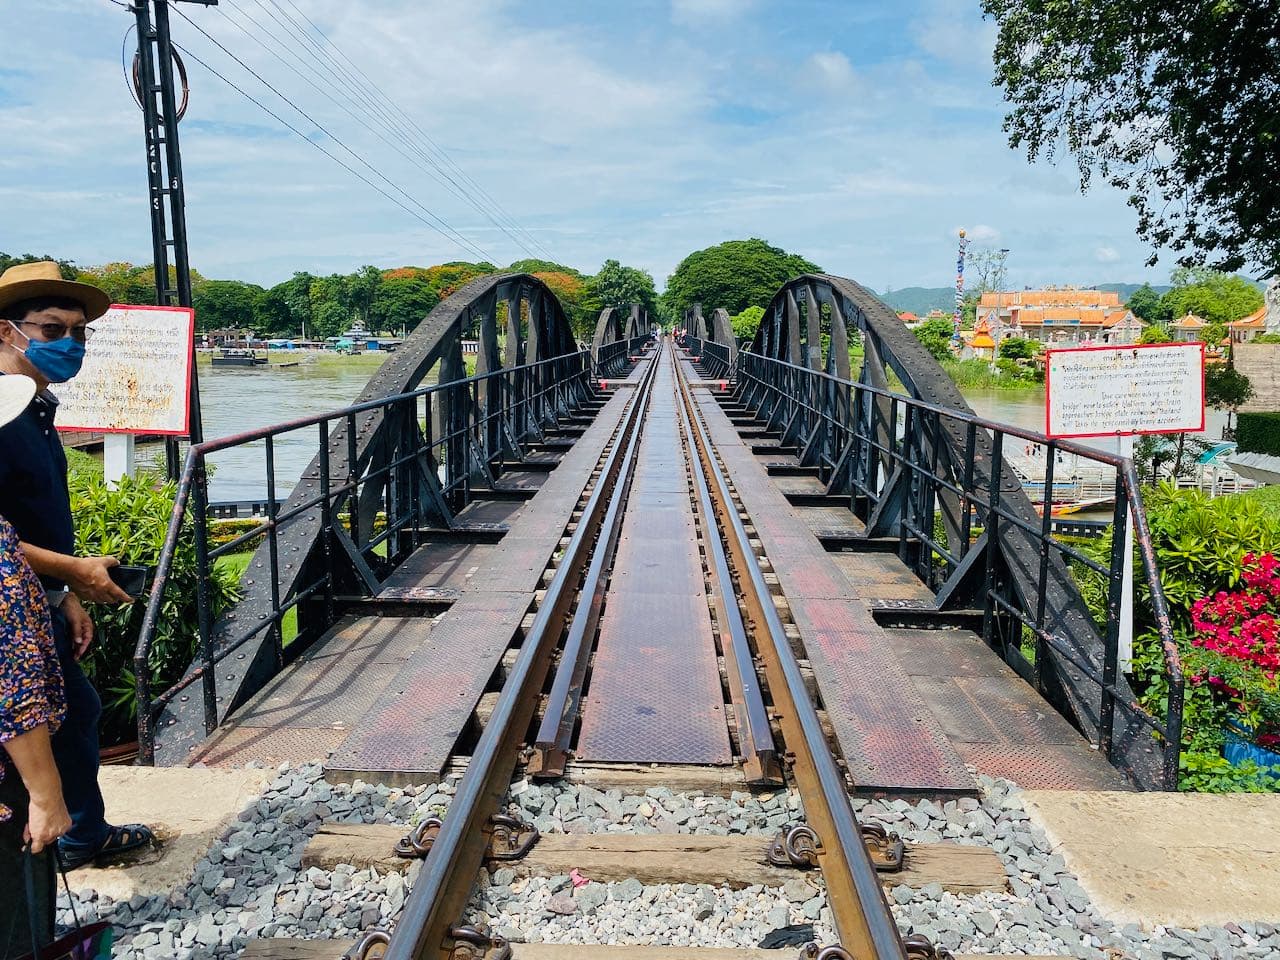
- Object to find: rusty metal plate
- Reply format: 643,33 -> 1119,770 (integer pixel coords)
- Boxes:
955,742 -> 1134,791
882,628 -> 1012,679
189,725 -> 348,768
233,616 -> 430,729
379,542 -> 497,594
577,349 -> 732,765
326,593 -> 533,780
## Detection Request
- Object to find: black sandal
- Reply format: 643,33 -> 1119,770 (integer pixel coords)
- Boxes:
61,823 -> 156,870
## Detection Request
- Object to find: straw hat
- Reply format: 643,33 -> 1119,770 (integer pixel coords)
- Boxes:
0,261 -> 111,322
0,375 -> 36,429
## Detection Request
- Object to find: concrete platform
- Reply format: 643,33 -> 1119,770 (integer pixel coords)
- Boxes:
1022,789 -> 1280,928
66,765 -> 271,899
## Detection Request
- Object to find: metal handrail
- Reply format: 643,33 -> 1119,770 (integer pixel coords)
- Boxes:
133,350 -> 589,761
734,349 -> 1184,788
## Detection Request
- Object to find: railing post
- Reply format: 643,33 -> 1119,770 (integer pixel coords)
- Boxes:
318,419 -> 336,627
1101,476 -> 1128,759
981,431 -> 1004,652
265,436 -> 284,671
191,457 -> 218,734
346,412 -> 361,554
1032,443 -> 1056,693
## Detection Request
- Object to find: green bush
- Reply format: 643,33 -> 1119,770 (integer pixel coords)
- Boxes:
1078,485 -> 1280,790
1236,412 -> 1280,457
69,469 -> 239,747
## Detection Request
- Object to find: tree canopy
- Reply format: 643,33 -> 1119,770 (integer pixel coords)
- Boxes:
983,0 -> 1280,273
662,239 -> 821,320
588,259 -> 659,322
1160,267 -> 1263,326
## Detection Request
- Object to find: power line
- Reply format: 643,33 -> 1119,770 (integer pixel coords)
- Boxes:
267,0 -> 555,261
174,41 -> 495,263
217,0 -> 543,259
168,2 -> 494,262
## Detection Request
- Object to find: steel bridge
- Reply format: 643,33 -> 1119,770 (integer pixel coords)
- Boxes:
132,271 -> 1182,960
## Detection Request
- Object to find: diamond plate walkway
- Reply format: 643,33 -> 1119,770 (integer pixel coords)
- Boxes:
576,345 -> 733,765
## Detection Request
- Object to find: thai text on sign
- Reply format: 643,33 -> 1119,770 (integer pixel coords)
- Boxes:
1045,342 -> 1205,439
55,304 -> 195,435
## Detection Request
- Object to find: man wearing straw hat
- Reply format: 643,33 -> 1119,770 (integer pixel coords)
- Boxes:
0,261 -> 155,869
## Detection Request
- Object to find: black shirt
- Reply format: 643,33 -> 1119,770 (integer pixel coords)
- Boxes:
0,384 -> 74,589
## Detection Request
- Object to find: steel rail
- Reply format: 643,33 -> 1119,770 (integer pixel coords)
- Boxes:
673,350 -> 912,960
375,352 -> 661,960
673,345 -> 781,786
529,374 -> 652,776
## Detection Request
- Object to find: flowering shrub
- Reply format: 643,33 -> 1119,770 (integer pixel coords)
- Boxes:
1189,552 -> 1280,744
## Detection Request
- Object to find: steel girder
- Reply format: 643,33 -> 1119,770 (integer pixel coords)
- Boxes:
740,273 -> 1162,789
153,273 -> 588,764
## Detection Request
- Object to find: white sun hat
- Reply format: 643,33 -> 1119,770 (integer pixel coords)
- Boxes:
0,374 -> 37,430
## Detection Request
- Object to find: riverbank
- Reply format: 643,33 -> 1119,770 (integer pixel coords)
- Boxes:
196,350 -> 389,370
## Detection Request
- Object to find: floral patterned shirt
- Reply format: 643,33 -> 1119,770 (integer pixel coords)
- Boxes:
0,514 -> 65,822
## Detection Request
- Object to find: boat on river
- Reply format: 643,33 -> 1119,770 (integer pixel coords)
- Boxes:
212,348 -> 268,367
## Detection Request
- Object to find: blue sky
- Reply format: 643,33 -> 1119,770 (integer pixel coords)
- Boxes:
2,0 -> 1178,292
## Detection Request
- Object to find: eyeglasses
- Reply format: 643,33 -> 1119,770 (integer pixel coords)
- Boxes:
17,321 -> 96,344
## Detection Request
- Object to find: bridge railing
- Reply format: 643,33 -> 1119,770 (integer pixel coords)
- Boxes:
132,350 -> 589,763
735,349 -> 1184,788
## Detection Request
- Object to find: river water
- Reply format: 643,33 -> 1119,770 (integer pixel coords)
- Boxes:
187,359 -> 1228,502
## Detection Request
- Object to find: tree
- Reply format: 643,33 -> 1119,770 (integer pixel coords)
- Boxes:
252,287 -> 295,337
588,260 -> 659,320
1138,324 -> 1173,344
273,272 -> 316,339
0,252 -> 77,280
1125,283 -> 1169,325
913,316 -> 956,362
370,277 -> 439,334
662,239 -> 821,320
983,0 -> 1280,273
191,279 -> 262,332
311,301 -> 349,340
422,261 -> 497,299
347,265 -> 383,329
508,259 -> 583,277
1205,364 -> 1255,433
998,336 -> 1035,361
534,272 -> 595,338
731,305 -> 765,340
1202,321 -> 1228,346
1160,268 -> 1264,326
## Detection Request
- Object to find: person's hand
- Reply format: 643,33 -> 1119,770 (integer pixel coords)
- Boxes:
66,555 -> 132,604
62,594 -> 95,660
25,790 -> 72,854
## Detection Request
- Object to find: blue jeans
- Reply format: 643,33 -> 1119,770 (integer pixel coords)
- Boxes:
49,607 -> 109,854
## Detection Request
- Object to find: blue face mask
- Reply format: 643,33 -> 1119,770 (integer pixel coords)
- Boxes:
10,324 -> 86,383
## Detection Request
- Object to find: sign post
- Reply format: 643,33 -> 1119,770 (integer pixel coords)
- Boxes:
55,304 -> 196,487
1045,342 -> 1205,671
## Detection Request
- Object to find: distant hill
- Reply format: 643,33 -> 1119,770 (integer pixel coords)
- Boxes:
880,287 -> 955,315
1095,282 -> 1171,300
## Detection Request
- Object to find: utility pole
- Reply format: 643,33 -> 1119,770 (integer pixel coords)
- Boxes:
130,0 -> 217,476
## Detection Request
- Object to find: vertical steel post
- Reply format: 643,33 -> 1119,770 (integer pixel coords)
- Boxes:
190,458 -> 217,732
1101,477 -> 1128,759
981,433 -> 1005,651
265,435 -> 283,670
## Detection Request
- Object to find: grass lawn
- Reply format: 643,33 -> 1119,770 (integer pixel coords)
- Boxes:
1240,485 -> 1280,517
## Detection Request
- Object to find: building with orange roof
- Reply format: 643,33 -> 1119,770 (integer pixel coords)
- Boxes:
966,318 -> 996,359
1229,306 -> 1266,343
897,311 -> 919,325
1172,313 -> 1207,342
975,287 -> 1128,346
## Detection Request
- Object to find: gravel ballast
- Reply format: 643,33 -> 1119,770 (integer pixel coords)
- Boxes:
58,763 -> 1280,960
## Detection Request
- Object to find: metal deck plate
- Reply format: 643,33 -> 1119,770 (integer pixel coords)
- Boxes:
377,541 -> 497,595
577,349 -> 732,765
694,388 -> 973,793
319,388 -> 635,782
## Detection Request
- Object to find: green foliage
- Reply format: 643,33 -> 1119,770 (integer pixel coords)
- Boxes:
941,358 -> 1042,391
1079,486 -> 1280,790
67,468 -> 239,746
370,276 -> 439,334
662,239 -> 821,320
508,259 -> 582,278
731,305 -> 765,340
912,316 -> 957,362
983,0 -> 1280,272
1161,268 -> 1264,326
0,252 -> 78,280
1237,412 -> 1280,456
1255,333 -> 1280,344
1125,283 -> 1170,324
191,279 -> 265,332
1204,364 -> 1253,412
998,336 -> 1036,361
588,259 -> 660,321
1138,324 -> 1173,344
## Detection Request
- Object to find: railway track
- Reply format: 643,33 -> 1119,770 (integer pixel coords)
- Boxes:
259,341 -> 961,960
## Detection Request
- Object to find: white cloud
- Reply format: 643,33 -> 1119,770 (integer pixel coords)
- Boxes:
963,224 -> 1003,246
671,0 -> 756,26
1095,245 -> 1120,263
911,0 -> 999,66
800,51 -> 858,95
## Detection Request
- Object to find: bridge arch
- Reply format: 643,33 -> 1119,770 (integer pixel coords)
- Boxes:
730,273 -> 1175,788
590,303 -> 651,376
